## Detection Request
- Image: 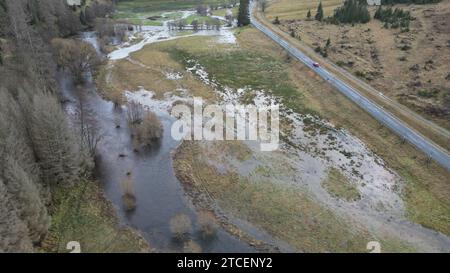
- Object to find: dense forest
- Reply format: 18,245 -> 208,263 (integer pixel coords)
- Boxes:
374,6 -> 412,30
0,0 -> 114,252
381,0 -> 441,4
328,0 -> 371,24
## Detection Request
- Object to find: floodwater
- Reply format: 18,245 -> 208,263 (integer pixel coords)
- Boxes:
59,7 -> 450,252
55,29 -> 259,252
108,11 -> 236,60
181,57 -> 450,252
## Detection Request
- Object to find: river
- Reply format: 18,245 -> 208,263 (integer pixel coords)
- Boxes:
57,25 -> 258,252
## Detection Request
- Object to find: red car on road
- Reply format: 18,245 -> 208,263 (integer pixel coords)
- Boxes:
313,62 -> 320,68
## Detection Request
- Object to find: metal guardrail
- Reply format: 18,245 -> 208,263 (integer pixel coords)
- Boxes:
249,2 -> 450,171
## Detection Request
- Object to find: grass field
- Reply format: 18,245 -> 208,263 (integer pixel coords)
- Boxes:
99,24 -> 450,250
39,181 -> 150,253
265,0 -> 344,20
182,14 -> 222,25
265,1 -> 450,133
117,0 -> 236,13
211,6 -> 239,17
166,28 -> 450,237
174,141 -> 416,252
95,38 -> 219,103
112,9 -> 185,26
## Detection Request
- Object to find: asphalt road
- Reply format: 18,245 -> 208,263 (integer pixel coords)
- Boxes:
249,2 -> 450,171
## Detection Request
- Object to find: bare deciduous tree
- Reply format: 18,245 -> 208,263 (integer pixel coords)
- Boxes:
76,101 -> 103,158
51,38 -> 102,83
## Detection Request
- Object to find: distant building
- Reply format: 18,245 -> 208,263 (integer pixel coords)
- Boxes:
67,0 -> 81,6
367,0 -> 381,5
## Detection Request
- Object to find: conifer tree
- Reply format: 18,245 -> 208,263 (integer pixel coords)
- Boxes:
2,155 -> 50,243
0,179 -> 34,253
315,2 -> 324,22
237,0 -> 250,27
0,90 -> 49,202
31,93 -> 81,185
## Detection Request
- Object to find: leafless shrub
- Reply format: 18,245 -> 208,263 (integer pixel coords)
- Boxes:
51,38 -> 102,83
95,19 -> 129,48
131,111 -> 163,150
183,240 -> 202,253
110,89 -> 124,107
120,173 -> 136,211
170,213 -> 192,240
197,211 -> 218,239
126,101 -> 144,125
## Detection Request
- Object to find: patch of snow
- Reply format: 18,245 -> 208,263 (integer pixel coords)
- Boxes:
165,71 -> 184,80
184,55 -> 406,222
125,88 -> 190,114
108,11 -> 237,60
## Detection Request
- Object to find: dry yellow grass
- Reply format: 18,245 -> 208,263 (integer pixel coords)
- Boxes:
265,0 -> 344,20
100,25 -> 450,244
273,2 -> 450,132
234,28 -> 450,235
174,141 -> 416,252
95,40 -> 218,103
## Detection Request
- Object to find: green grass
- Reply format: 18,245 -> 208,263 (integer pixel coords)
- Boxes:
322,168 -> 361,202
39,180 -> 149,253
211,6 -> 239,17
163,44 -> 306,113
183,14 -> 222,25
112,10 -> 185,26
117,0 -> 236,13
124,18 -> 164,26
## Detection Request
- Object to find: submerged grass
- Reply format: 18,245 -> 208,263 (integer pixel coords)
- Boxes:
233,28 -> 450,236
101,24 -> 450,242
161,38 -> 309,114
95,47 -> 216,102
174,141 -> 416,252
322,168 -> 361,202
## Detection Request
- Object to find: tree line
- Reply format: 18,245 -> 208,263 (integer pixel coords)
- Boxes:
268,1 -> 370,25
329,0 -> 371,24
374,6 -> 412,31
0,0 -> 114,253
381,0 -> 440,4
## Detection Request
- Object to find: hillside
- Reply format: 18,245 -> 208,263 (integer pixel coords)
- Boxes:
266,0 -> 450,129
